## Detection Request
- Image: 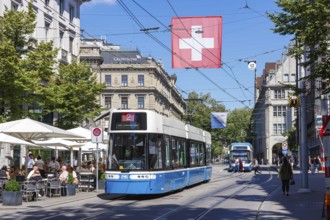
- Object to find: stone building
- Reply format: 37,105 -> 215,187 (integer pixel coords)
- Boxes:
79,39 -> 187,130
253,51 -> 297,164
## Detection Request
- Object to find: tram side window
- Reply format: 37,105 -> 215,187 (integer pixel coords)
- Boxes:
165,136 -> 171,169
206,143 -> 212,165
199,143 -> 205,166
190,143 -> 197,166
148,134 -> 163,170
171,138 -> 186,168
190,142 -> 204,166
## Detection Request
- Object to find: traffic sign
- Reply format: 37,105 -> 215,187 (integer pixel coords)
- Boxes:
282,149 -> 288,155
91,127 -> 103,143
320,115 -> 330,137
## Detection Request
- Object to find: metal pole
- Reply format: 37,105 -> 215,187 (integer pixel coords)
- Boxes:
96,142 -> 99,192
254,68 -> 257,106
298,52 -> 310,192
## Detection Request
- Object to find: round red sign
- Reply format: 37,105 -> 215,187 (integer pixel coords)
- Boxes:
92,128 -> 101,137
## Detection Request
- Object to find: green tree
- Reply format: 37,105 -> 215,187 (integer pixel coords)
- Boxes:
268,0 -> 330,94
224,108 -> 253,143
0,3 -> 57,121
183,92 -> 253,158
50,61 -> 105,129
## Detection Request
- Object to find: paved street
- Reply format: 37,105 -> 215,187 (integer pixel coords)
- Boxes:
0,164 -> 325,220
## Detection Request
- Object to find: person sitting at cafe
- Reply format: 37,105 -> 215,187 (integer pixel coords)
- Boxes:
0,165 -> 10,187
76,163 -> 89,174
29,170 -> 43,182
27,165 -> 39,180
59,165 -> 69,183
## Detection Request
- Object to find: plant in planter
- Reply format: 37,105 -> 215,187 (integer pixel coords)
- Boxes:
3,180 -> 23,206
66,173 -> 76,196
98,172 -> 105,190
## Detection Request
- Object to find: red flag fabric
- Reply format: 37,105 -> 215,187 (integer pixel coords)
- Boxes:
171,16 -> 222,68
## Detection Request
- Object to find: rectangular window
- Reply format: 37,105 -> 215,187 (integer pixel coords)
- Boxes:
45,22 -> 50,42
137,97 -> 144,109
121,75 -> 128,87
105,75 -> 111,87
11,3 -> 19,10
273,106 -> 286,117
45,0 -> 50,6
59,31 -> 64,48
290,73 -> 296,82
273,123 -> 286,135
273,124 -> 277,135
274,89 -> 285,99
69,5 -> 74,22
69,37 -> 73,54
121,97 -> 128,109
104,96 -> 111,109
60,0 -> 65,15
138,75 -> 144,87
283,74 -> 289,82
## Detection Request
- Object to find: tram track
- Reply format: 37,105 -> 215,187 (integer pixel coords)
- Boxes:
153,166 -> 278,220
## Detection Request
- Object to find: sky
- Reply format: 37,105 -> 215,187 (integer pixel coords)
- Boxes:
80,0 -> 293,111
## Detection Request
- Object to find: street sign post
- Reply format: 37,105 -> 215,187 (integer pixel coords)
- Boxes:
91,127 -> 103,143
91,127 -> 103,192
282,142 -> 288,150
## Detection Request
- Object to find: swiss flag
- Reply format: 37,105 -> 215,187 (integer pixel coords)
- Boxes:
171,16 -> 222,68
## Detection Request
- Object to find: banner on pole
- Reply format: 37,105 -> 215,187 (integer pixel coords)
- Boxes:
211,112 -> 228,129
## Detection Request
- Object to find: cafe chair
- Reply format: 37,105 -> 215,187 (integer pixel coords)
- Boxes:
22,181 -> 38,202
48,178 -> 61,197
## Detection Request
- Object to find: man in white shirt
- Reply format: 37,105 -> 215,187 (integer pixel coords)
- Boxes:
27,153 -> 35,173
27,165 -> 39,180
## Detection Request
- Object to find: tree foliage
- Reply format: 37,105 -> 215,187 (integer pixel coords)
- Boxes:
0,4 -> 57,121
268,0 -> 330,94
184,91 -> 253,157
50,61 -> 105,129
0,4 -> 105,128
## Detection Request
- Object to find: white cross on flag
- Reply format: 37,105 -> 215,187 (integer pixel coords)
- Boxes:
171,16 -> 222,68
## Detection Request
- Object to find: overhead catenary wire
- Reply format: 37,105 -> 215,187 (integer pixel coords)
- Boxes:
125,0 -> 250,108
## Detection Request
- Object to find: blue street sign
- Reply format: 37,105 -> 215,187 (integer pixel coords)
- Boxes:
282,149 -> 288,155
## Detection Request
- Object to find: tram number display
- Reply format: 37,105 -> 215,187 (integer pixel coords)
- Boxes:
122,113 -> 135,122
111,112 -> 147,130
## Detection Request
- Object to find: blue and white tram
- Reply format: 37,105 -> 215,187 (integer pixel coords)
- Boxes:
228,142 -> 253,172
104,109 -> 212,195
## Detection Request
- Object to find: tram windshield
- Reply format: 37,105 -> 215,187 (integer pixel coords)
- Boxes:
110,133 -> 163,170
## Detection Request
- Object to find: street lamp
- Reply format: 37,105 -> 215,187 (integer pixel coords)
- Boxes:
246,61 -> 257,106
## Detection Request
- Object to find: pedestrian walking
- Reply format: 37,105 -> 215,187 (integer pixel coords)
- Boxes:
253,158 -> 261,175
279,157 -> 293,196
310,157 -> 315,174
315,156 -> 321,173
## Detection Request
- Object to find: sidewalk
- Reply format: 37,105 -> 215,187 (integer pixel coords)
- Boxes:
258,167 -> 325,220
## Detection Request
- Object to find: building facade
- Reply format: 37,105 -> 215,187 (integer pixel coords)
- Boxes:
80,39 -> 187,130
0,0 -> 90,168
253,51 -> 297,164
0,0 -> 90,64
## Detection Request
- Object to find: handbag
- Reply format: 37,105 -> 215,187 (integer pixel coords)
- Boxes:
290,178 -> 295,185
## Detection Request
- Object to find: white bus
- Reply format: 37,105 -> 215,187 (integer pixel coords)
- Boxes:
228,142 -> 253,172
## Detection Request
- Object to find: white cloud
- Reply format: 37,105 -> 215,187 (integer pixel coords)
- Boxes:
88,0 -> 117,5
